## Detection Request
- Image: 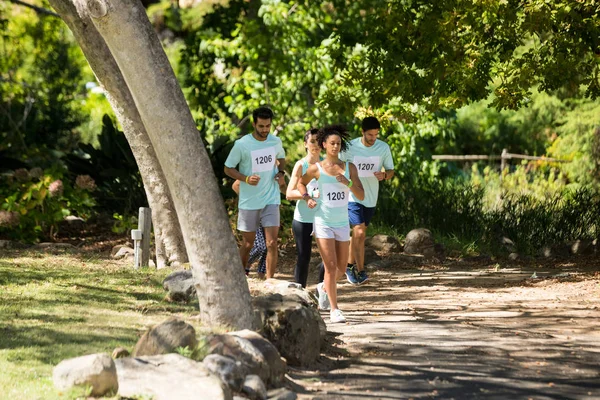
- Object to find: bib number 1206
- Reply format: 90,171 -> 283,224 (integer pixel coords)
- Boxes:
254,155 -> 273,165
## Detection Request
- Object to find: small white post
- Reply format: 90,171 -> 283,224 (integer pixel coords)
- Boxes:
138,207 -> 152,268
131,229 -> 142,269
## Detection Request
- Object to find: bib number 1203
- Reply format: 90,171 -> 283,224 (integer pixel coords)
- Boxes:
326,191 -> 345,201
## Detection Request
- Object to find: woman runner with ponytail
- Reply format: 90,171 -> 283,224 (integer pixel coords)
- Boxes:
297,125 -> 364,323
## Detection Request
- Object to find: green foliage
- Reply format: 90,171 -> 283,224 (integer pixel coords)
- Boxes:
0,168 -> 96,242
111,212 -> 138,234
65,115 -> 147,215
325,0 -> 600,112
0,2 -> 91,167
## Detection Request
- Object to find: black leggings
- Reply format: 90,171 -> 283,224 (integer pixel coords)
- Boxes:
292,220 -> 313,288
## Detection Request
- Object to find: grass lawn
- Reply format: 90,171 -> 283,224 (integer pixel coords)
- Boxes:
0,248 -> 201,399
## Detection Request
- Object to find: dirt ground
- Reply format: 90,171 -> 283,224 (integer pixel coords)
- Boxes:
265,243 -> 600,400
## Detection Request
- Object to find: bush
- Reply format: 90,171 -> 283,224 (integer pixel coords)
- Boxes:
0,168 -> 96,242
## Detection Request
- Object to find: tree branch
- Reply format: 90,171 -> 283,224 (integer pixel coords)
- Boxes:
7,0 -> 60,18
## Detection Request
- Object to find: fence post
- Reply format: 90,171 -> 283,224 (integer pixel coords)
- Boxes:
137,207 -> 152,268
500,148 -> 508,175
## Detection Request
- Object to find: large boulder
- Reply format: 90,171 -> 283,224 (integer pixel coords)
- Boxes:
204,333 -> 270,386
229,329 -> 286,387
115,353 -> 231,400
53,353 -> 118,397
365,234 -> 401,253
403,228 -> 435,255
133,317 -> 197,357
252,293 -> 322,367
203,354 -> 245,392
163,270 -> 196,302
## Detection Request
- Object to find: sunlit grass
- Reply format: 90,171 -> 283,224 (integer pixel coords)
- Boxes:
0,249 -> 201,400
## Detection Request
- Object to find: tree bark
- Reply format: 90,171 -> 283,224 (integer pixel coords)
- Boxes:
49,0 -> 188,269
65,0 -> 255,329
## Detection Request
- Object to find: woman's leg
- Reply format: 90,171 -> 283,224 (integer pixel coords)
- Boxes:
335,239 -> 350,282
293,220 -> 313,288
316,237 -> 339,310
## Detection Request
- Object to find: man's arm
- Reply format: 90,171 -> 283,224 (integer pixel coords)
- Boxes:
224,166 -> 246,182
274,158 -> 286,180
384,169 -> 395,180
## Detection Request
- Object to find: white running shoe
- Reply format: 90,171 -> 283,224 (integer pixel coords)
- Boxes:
330,308 -> 346,323
316,282 -> 331,310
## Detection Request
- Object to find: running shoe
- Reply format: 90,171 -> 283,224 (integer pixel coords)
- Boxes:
357,270 -> 369,284
330,308 -> 346,323
345,265 -> 359,285
316,282 -> 331,310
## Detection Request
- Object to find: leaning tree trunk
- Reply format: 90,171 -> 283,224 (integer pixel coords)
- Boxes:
49,0 -> 188,269
61,0 -> 255,329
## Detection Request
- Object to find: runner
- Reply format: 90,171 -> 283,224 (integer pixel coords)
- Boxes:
297,125 -> 364,323
224,106 -> 286,279
233,173 -> 286,278
285,128 -> 321,288
343,116 -> 395,284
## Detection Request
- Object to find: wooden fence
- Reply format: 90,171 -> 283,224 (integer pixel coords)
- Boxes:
432,148 -> 570,172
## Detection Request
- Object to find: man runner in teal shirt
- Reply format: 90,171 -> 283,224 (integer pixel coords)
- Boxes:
224,107 -> 286,279
342,116 -> 395,284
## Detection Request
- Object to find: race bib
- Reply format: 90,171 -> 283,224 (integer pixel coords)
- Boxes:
251,146 -> 276,173
354,156 -> 381,178
321,183 -> 349,208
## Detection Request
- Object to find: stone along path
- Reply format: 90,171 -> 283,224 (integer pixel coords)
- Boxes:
285,257 -> 600,399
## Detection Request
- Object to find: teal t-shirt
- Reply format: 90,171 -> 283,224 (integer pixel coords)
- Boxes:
340,138 -> 394,207
225,133 -> 285,210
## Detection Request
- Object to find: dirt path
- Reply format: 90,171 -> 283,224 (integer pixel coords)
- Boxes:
276,254 -> 600,399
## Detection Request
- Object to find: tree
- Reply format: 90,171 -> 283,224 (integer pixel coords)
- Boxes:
325,0 -> 600,113
49,0 -> 255,330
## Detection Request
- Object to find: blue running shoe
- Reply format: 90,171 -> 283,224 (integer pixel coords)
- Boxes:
357,270 -> 369,284
345,265 -> 359,285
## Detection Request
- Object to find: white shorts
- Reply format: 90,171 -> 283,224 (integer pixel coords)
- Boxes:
313,222 -> 350,241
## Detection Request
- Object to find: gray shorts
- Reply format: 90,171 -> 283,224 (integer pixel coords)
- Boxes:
238,204 -> 280,232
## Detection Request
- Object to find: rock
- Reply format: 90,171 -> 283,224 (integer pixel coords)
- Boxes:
501,237 -> 517,253
112,246 -> 134,260
242,375 -> 267,400
540,243 -> 570,258
111,347 -> 130,359
267,388 -> 298,400
0,240 -> 13,249
53,353 -> 118,397
253,293 -> 322,367
203,354 -> 245,392
111,244 -> 131,257
364,247 -> 382,265
403,228 -> 435,255
569,239 -> 594,255
133,317 -> 197,357
229,329 -> 286,387
115,353 -> 231,400
423,243 -> 446,261
249,279 -> 317,310
163,270 -> 196,302
508,252 -> 519,261
204,334 -> 269,386
365,234 -> 401,253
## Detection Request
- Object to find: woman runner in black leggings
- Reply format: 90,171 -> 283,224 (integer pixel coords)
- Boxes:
286,129 -> 321,288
